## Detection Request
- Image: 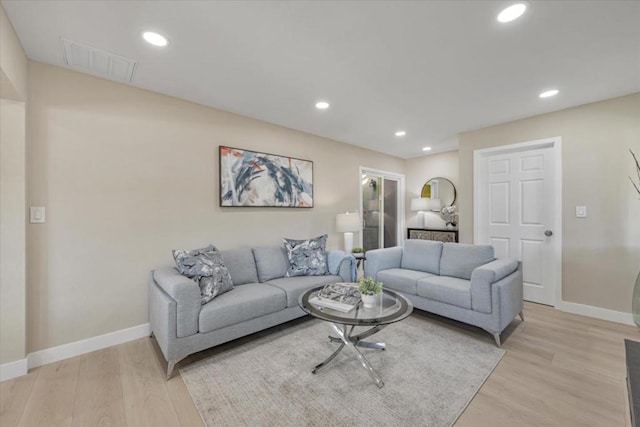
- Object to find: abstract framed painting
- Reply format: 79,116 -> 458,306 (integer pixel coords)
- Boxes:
219,146 -> 314,208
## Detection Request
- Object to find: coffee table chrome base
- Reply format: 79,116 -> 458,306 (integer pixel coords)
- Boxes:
312,323 -> 387,388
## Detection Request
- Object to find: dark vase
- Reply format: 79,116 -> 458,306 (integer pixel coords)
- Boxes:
634,270 -> 640,327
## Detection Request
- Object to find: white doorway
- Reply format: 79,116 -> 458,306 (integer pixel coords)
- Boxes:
473,137 -> 562,307
359,167 -> 405,251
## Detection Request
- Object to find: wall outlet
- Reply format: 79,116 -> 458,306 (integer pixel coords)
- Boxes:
575,206 -> 587,218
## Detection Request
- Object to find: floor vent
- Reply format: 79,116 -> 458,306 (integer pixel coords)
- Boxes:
61,38 -> 136,83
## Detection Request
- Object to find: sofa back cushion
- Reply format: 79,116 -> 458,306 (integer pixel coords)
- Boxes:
401,240 -> 443,274
220,247 -> 259,285
440,243 -> 494,280
253,245 -> 290,282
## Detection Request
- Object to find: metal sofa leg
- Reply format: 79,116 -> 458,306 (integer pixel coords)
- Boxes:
519,311 -> 525,322
492,332 -> 502,348
166,360 -> 177,380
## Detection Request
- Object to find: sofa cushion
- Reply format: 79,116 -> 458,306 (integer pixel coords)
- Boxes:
198,271 -> 234,305
401,240 -> 444,275
267,275 -> 341,307
172,244 -> 224,278
439,243 -> 494,280
198,283 -> 286,333
377,268 -> 435,295
221,247 -> 259,285
172,245 -> 234,304
253,245 -> 290,282
283,234 -> 328,277
417,276 -> 471,309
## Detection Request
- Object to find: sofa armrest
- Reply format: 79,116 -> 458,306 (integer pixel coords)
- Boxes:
492,265 -> 524,333
364,246 -> 403,280
151,266 -> 201,338
470,259 -> 519,314
327,250 -> 357,282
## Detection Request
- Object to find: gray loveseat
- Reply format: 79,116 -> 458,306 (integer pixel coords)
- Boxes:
364,240 -> 523,346
150,245 -> 355,378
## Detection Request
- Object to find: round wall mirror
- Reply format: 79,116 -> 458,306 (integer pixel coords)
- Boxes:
421,177 -> 456,208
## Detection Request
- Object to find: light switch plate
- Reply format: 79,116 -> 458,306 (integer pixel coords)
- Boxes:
30,207 -> 46,223
575,206 -> 587,218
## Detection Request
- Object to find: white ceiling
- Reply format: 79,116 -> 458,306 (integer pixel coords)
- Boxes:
3,0 -> 640,158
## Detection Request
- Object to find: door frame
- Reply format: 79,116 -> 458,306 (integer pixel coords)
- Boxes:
359,166 -> 406,249
473,136 -> 562,308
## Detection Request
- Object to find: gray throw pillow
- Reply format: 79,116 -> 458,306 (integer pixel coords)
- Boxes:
283,234 -> 328,277
172,245 -> 234,304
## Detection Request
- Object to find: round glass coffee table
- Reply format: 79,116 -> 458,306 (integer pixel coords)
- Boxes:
298,285 -> 413,388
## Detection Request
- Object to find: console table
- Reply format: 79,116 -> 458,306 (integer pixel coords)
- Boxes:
407,228 -> 459,243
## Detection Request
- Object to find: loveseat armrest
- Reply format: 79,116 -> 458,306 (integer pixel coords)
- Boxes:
151,266 -> 201,338
470,259 -> 519,314
364,246 -> 403,280
327,250 -> 357,282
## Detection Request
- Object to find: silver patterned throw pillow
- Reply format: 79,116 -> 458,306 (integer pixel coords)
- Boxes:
283,234 -> 328,277
172,245 -> 234,304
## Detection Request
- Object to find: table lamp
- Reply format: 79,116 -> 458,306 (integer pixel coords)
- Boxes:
411,198 -> 441,228
336,212 -> 361,253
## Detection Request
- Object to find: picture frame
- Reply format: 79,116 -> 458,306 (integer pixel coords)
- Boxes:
219,146 -> 314,208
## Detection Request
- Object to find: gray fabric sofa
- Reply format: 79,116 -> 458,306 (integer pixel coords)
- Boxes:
150,245 -> 355,378
364,240 -> 523,347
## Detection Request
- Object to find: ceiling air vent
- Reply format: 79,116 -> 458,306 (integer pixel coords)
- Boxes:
61,38 -> 136,83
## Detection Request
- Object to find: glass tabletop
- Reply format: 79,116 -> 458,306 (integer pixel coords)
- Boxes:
298,284 -> 413,326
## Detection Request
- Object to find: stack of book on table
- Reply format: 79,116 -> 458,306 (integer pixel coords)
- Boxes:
309,283 -> 361,313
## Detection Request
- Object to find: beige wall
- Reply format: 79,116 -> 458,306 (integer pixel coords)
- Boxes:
26,61 -> 405,352
0,99 -> 26,365
19,59 -> 638,356
0,4 -> 28,366
458,93 -> 640,313
404,151 -> 459,229
0,5 -> 27,101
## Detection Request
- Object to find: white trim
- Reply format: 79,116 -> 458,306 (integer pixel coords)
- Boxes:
559,301 -> 635,326
0,358 -> 28,382
359,166 -> 406,248
27,323 -> 150,370
2,301 -> 633,382
473,136 -> 563,308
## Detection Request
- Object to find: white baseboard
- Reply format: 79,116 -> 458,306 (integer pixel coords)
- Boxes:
27,323 -> 150,370
4,301 -> 635,381
559,301 -> 635,326
0,358 -> 28,382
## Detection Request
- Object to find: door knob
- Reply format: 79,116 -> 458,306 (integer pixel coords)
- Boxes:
544,230 -> 553,236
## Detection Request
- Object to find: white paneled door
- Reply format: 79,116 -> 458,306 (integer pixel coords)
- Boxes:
475,141 -> 560,306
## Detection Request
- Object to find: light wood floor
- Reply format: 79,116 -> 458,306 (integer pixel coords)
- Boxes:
1,302 -> 638,426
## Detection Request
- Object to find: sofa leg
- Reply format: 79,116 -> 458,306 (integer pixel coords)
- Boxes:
492,332 -> 502,348
166,360 -> 177,380
519,311 -> 525,322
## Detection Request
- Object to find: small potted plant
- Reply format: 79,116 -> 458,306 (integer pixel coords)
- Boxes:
352,247 -> 364,254
358,276 -> 383,308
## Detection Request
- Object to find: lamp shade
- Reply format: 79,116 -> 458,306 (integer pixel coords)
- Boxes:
411,197 -> 441,212
411,198 -> 431,212
336,212 -> 361,232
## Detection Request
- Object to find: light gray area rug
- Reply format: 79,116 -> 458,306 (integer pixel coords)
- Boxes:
180,315 -> 505,427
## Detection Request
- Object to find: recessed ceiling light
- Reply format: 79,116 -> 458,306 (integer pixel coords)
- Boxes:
315,101 -> 330,109
497,2 -> 528,23
143,31 -> 168,47
422,146 -> 432,151
395,130 -> 406,137
539,89 -> 559,98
